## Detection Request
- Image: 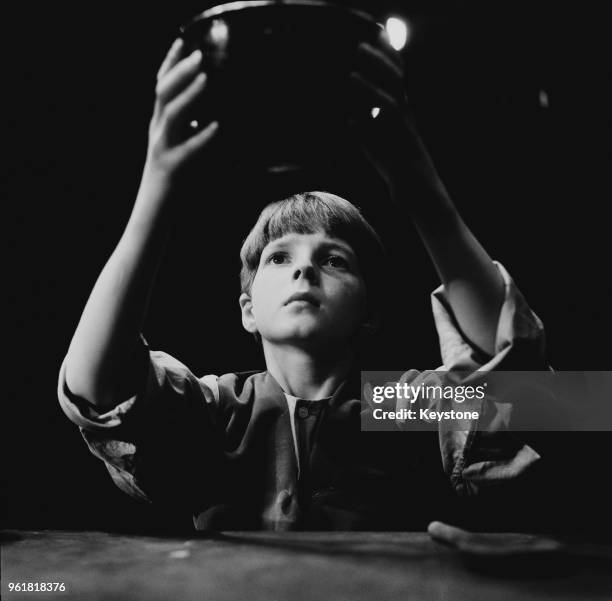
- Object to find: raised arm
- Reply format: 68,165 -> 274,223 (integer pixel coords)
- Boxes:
349,41 -> 504,356
65,39 -> 219,409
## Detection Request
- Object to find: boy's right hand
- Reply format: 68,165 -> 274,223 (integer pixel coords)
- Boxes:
144,38 -> 219,182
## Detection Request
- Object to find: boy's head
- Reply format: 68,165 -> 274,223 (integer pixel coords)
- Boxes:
239,191 -> 385,353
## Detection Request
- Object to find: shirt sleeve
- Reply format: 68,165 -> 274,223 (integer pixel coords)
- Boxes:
431,261 -> 547,373
427,261 -> 548,497
57,337 -> 225,511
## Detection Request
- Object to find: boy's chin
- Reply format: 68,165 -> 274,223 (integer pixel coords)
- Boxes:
264,324 -> 356,352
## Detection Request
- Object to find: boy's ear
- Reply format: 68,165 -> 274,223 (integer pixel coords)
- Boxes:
239,293 -> 259,335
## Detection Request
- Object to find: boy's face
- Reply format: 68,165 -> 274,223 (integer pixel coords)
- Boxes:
240,231 -> 367,352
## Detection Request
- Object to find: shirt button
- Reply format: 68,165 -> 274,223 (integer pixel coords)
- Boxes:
297,407 -> 309,419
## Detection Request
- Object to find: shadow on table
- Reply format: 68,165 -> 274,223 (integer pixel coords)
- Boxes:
204,530 -> 612,593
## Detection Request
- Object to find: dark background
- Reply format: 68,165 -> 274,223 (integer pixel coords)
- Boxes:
5,1 -> 610,532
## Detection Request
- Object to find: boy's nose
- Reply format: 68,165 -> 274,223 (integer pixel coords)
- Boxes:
293,264 -> 318,284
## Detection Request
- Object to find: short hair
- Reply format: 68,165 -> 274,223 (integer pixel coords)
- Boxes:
239,191 -> 386,320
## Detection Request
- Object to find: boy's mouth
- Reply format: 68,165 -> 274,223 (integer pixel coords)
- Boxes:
284,292 -> 321,307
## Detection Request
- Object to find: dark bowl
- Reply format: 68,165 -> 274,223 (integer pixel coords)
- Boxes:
180,1 -> 390,176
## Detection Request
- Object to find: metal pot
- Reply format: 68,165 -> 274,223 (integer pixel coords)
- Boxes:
180,1 -> 388,176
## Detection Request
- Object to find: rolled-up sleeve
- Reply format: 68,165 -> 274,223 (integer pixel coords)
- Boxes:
58,339 -> 224,510
428,261 -> 549,496
431,261 -> 547,373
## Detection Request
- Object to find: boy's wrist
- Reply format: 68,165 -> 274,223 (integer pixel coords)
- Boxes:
141,158 -> 176,192
127,166 -> 178,233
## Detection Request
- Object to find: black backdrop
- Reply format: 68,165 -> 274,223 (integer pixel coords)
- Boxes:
5,1 -> 610,532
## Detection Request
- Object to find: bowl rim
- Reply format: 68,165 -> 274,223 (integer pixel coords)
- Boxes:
180,0 -> 382,33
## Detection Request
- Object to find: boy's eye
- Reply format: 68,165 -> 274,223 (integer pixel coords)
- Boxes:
323,255 -> 349,269
267,252 -> 289,265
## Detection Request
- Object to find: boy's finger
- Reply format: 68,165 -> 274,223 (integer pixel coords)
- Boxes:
349,71 -> 398,114
355,42 -> 405,100
182,120 -> 220,156
156,50 -> 203,108
156,38 -> 185,81
163,71 -> 207,127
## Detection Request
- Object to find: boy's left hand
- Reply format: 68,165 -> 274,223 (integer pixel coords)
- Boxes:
349,41 -> 443,206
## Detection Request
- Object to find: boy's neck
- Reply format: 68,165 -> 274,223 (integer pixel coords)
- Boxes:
262,342 -> 354,400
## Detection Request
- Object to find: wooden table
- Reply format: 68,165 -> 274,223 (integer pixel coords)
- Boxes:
2,530 -> 611,600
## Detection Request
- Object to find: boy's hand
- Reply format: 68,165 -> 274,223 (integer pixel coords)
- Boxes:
428,521 -> 564,556
144,39 -> 219,182
348,42 -> 445,208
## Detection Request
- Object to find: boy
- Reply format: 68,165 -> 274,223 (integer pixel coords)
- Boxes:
58,39 -> 548,531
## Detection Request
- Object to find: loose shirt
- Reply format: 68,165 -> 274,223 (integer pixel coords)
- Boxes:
58,262 -> 549,530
